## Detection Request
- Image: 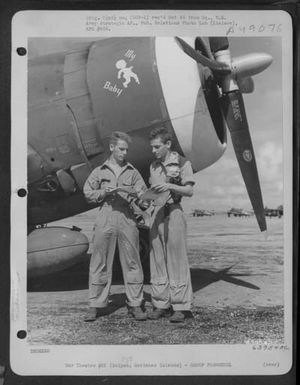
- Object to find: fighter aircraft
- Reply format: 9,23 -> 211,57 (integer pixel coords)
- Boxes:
192,209 -> 214,217
27,36 -> 272,279
264,206 -> 283,218
227,208 -> 253,217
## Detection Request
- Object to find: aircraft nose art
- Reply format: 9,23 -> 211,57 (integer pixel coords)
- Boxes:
86,37 -> 225,171
86,37 -> 172,139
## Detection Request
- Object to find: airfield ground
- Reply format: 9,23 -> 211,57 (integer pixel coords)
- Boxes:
27,212 -> 286,345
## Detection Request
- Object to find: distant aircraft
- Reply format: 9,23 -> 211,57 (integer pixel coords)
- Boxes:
27,36 -> 272,278
192,209 -> 214,217
227,208 -> 253,217
264,206 -> 283,218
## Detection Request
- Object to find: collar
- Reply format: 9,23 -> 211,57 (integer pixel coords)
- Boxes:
153,151 -> 180,167
100,159 -> 134,171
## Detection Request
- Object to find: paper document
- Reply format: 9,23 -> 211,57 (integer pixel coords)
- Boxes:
107,186 -> 137,195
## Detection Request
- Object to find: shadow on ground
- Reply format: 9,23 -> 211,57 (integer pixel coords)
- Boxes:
190,265 -> 260,292
28,256 -> 260,293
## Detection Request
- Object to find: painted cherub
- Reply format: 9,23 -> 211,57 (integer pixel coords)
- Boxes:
116,59 -> 140,88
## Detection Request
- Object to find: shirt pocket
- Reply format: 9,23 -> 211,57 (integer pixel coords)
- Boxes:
120,175 -> 133,187
100,178 -> 113,189
120,176 -> 135,197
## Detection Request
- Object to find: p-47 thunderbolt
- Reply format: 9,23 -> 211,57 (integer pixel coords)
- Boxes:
27,36 -> 272,278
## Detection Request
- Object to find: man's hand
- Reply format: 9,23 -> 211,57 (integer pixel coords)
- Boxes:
151,183 -> 170,193
97,187 -> 115,202
104,187 -> 116,195
151,182 -> 193,197
138,199 -> 151,209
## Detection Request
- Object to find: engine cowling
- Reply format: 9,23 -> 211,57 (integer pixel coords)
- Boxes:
27,226 -> 89,278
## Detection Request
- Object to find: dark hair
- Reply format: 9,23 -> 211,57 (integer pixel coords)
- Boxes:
109,131 -> 132,146
149,127 -> 173,143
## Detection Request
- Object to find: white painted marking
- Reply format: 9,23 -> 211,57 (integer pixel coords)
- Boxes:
103,81 -> 123,97
116,59 -> 140,88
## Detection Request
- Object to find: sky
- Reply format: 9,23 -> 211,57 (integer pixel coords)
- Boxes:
182,37 -> 284,213
29,36 -> 284,213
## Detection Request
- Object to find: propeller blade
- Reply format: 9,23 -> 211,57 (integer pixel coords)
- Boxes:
221,91 -> 267,232
237,76 -> 255,93
195,37 -> 213,59
209,37 -> 229,53
175,37 -> 231,75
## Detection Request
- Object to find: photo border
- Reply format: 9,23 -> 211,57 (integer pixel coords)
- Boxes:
1,1 -> 298,384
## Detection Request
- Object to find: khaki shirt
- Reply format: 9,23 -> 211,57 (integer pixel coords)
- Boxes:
149,151 -> 195,205
84,159 -> 147,205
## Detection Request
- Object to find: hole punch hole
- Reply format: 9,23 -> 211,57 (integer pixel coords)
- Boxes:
17,188 -> 27,198
16,47 -> 27,56
17,330 -> 27,339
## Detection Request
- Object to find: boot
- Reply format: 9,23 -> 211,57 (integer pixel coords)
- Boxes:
84,307 -> 98,322
84,307 -> 109,322
148,308 -> 171,320
169,311 -> 186,323
128,306 -> 147,321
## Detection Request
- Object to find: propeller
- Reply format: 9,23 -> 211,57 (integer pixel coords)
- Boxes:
175,36 -> 273,232
237,77 -> 254,94
175,37 -> 231,75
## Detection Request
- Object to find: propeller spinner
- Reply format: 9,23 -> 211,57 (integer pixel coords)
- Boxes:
175,36 -> 273,232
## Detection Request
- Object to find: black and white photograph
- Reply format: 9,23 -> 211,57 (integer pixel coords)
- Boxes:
10,10 -> 293,376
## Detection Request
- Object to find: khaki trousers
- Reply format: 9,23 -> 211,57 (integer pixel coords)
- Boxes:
149,204 -> 193,311
89,203 -> 144,308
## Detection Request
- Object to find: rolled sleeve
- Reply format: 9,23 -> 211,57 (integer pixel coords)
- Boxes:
83,168 -> 103,204
181,160 -> 195,186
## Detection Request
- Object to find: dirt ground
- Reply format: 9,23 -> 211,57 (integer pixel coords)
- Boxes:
27,287 -> 284,345
27,213 -> 286,345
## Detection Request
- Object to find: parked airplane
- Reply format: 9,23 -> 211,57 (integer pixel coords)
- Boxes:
192,209 -> 214,217
227,208 -> 253,217
264,206 -> 283,218
27,36 -> 272,278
